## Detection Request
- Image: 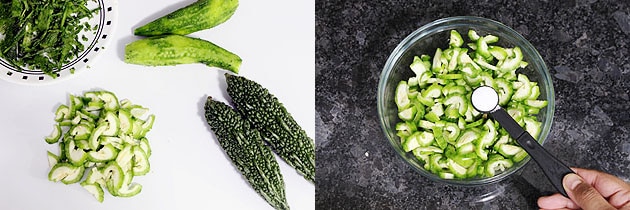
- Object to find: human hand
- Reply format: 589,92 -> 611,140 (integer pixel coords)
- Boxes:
537,167 -> 630,210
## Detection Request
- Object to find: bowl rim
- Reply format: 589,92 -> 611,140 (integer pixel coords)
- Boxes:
377,16 -> 555,185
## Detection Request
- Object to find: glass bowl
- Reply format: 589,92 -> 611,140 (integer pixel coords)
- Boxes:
377,16 -> 555,185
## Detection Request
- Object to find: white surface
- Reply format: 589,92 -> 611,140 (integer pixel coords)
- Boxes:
0,0 -> 315,209
471,86 -> 499,112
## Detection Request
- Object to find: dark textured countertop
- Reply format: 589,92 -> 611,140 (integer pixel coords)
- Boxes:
315,0 -> 630,209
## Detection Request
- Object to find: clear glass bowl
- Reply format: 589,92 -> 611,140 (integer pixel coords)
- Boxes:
377,16 -> 555,185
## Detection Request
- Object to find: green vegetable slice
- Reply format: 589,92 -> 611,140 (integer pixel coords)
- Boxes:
132,146 -> 150,176
392,29 -> 548,179
103,162 -> 125,196
66,140 -> 88,167
45,124 -> 62,144
81,182 -> 105,203
88,144 -> 119,163
45,90 -> 154,202
48,163 -> 85,185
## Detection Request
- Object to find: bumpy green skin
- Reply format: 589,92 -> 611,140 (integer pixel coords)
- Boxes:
204,97 -> 289,210
134,0 -> 238,36
124,35 -> 241,73
225,74 -> 315,183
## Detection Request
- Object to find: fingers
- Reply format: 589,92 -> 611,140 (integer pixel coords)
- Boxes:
571,168 -> 630,208
538,168 -> 630,210
563,173 -> 616,210
537,193 -> 580,209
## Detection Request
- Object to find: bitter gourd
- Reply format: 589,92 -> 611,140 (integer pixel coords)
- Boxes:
124,35 -> 242,73
204,97 -> 289,210
225,74 -> 315,183
134,0 -> 239,36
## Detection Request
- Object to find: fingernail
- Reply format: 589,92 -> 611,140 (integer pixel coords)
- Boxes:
563,173 -> 582,190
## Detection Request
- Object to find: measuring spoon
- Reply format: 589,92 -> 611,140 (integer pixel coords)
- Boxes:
471,86 -> 574,197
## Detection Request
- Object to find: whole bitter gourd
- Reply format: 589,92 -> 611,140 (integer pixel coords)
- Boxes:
134,0 -> 239,36
204,97 -> 289,210
124,35 -> 242,73
225,74 -> 315,183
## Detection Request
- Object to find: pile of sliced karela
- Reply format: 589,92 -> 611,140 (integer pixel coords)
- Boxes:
394,30 -> 548,179
204,74 -> 315,210
124,0 -> 242,73
45,91 -> 155,202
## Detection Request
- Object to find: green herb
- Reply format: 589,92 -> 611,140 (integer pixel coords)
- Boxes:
0,0 -> 99,78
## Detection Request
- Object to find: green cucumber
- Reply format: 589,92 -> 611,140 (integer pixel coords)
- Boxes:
134,0 -> 239,36
124,35 -> 242,73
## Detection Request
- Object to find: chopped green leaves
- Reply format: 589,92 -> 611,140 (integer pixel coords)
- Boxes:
0,0 -> 99,78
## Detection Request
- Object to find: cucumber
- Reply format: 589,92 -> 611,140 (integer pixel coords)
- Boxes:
392,29 -> 548,179
124,35 -> 242,73
45,91 -> 155,202
134,0 -> 239,36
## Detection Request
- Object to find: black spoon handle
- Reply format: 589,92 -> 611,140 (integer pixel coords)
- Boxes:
490,107 -> 574,197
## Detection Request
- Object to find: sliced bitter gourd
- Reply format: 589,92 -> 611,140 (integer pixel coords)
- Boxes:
204,97 -> 289,210
132,146 -> 150,176
45,91 -> 155,202
392,29 -> 549,179
81,182 -> 105,203
102,162 -> 124,196
88,144 -> 119,162
47,151 -> 60,167
45,124 -> 62,144
65,139 -> 88,166
48,163 -> 85,184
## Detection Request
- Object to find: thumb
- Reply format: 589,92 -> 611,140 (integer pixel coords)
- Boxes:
563,173 -> 616,210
